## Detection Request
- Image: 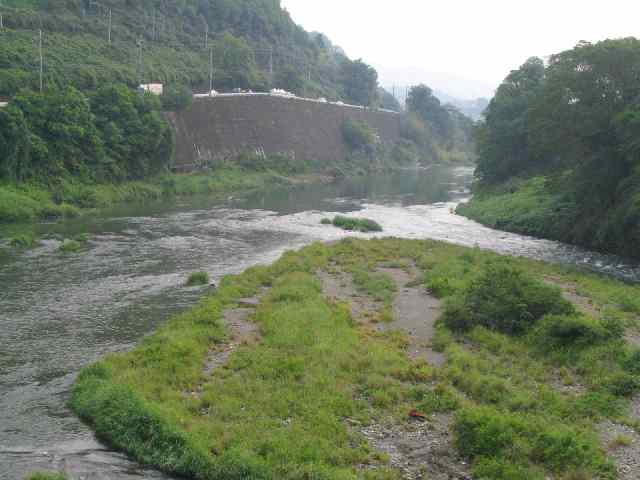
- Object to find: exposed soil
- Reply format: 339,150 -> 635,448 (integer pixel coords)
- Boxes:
543,276 -> 601,318
625,329 -> 640,348
598,419 -> 640,480
190,295 -> 263,397
378,266 -> 445,367
317,269 -> 382,325
319,266 -> 470,479
359,415 -> 471,480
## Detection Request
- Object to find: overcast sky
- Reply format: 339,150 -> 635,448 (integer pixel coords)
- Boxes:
281,0 -> 640,99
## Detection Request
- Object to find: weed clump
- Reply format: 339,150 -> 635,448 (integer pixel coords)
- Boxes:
454,405 -> 614,479
59,239 -> 83,253
186,271 -> 210,286
442,263 -> 574,335
321,215 -> 383,233
531,314 -> 624,349
9,233 -> 38,248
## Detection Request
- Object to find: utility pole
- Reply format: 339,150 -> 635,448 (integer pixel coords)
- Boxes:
209,47 -> 214,94
152,9 -> 156,41
38,29 -> 43,92
269,47 -> 273,81
137,35 -> 143,84
204,22 -> 208,49
107,8 -> 112,44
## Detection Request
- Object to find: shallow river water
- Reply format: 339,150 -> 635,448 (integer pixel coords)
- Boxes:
1,166 -> 639,479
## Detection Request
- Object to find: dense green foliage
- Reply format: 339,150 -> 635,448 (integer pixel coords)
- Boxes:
404,85 -> 476,164
186,271 -> 210,286
321,215 -> 383,233
0,85 -> 172,183
468,38 -> 640,258
442,263 -> 574,334
0,0 -> 385,104
341,118 -> 376,153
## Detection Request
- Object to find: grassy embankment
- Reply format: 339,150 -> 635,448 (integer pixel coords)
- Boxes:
458,176 -> 640,260
0,169 -> 293,224
69,238 -> 640,480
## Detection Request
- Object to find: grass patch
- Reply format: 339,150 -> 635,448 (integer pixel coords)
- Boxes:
0,168 -> 294,226
321,216 -> 383,233
186,271 -> 210,287
58,239 -> 83,253
9,232 -> 39,248
26,473 -> 69,480
70,238 -> 640,480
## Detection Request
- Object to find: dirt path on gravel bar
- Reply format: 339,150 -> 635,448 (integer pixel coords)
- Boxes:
189,294 -> 264,398
378,266 -> 446,367
318,269 -> 382,325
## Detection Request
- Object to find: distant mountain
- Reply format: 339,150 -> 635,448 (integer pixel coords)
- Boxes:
434,91 -> 489,120
376,65 -> 495,100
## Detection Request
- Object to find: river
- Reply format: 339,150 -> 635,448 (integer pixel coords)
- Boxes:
1,165 -> 639,480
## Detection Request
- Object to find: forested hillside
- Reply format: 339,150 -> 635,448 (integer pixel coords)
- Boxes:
0,0 -> 379,103
459,38 -> 640,259
0,0 -> 476,226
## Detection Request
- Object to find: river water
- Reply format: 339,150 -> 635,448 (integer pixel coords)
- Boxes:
1,166 -> 639,480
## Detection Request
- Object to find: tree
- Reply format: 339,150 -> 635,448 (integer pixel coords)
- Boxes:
13,87 -> 104,179
274,67 -> 305,95
340,59 -> 378,106
161,84 -> 193,111
407,84 -> 453,142
213,33 -> 258,90
378,87 -> 401,111
91,84 -> 173,180
0,105 -> 31,181
474,57 -> 545,182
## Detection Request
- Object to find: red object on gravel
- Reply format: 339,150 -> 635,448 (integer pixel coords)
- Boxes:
409,409 -> 427,421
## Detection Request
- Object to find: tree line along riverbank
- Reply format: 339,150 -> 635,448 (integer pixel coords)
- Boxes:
26,238 -> 640,480
458,38 -> 640,260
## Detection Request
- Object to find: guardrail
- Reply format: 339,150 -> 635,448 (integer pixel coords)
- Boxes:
191,92 -> 400,115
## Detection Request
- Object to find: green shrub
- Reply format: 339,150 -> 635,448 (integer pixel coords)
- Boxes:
454,406 -> 612,476
531,314 -> 622,349
473,458 -> 543,480
59,239 -> 82,253
412,384 -> 459,414
161,84 -> 193,111
623,349 -> 640,373
341,118 -> 376,152
9,233 -> 38,248
602,372 -> 640,397
425,276 -> 455,298
186,271 -> 210,286
442,263 -> 574,335
325,216 -> 383,233
320,218 -> 333,225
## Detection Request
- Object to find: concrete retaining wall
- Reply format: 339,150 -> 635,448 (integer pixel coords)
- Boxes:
166,94 -> 402,170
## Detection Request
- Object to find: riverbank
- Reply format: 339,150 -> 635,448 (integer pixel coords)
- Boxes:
0,169 -> 304,225
64,238 -> 640,480
457,176 -> 640,261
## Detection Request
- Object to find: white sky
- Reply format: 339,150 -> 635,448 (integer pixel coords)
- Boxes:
281,0 -> 640,99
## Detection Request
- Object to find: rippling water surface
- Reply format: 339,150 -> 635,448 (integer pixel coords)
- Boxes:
1,166 -> 638,479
